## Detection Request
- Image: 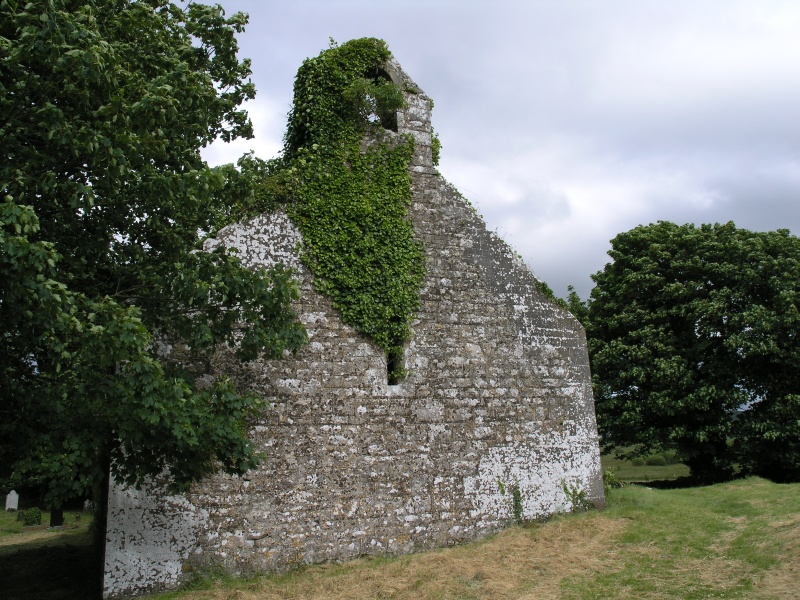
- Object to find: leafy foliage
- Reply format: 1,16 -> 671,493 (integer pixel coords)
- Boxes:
533,278 -> 570,312
602,468 -> 623,495
16,507 -> 42,526
282,38 -> 426,379
565,284 -> 589,326
0,0 -> 307,507
431,129 -> 442,167
561,479 -> 591,513
498,479 -> 524,524
588,221 -> 800,482
209,153 -> 293,232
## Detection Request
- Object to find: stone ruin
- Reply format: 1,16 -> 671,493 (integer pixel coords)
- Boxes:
103,54 -> 604,598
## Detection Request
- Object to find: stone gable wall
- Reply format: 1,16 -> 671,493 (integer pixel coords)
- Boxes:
103,59 -> 603,599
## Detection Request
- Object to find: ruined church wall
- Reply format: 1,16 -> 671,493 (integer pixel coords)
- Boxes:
103,62 -> 603,599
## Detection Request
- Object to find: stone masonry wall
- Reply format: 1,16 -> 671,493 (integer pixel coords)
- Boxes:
103,58 -> 603,598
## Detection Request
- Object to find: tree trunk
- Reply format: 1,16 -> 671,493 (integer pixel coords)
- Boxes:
93,451 -> 111,599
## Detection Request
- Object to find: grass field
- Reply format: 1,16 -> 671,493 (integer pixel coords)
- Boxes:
146,478 -> 798,600
0,508 -> 91,541
0,509 -> 99,600
1,478 -> 796,599
600,448 -> 691,483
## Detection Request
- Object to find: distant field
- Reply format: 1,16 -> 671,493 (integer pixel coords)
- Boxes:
147,477 -> 798,600
600,448 -> 691,483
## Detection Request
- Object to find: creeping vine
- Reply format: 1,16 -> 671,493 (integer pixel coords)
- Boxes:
281,38 -> 426,380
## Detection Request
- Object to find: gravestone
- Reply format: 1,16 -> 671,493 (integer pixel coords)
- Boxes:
5,490 -> 19,511
50,507 -> 64,528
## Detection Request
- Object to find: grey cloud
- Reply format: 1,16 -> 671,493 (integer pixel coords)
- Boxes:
210,0 -> 800,302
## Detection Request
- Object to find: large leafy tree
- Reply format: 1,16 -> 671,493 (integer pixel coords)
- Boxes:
588,221 -> 800,483
0,0 -> 307,517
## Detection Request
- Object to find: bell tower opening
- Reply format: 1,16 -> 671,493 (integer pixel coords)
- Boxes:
365,66 -> 399,132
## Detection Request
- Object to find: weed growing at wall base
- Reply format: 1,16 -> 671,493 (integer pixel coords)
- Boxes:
498,479 -> 525,524
562,479 -> 591,513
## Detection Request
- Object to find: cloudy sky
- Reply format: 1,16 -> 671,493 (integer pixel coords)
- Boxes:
203,0 -> 800,299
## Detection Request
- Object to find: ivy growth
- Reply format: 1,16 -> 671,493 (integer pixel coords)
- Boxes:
498,478 -> 525,524
431,128 -> 442,167
282,38 -> 426,381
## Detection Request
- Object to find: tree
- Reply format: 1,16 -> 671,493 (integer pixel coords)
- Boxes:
587,221 -> 800,483
0,0 -> 307,521
565,284 -> 589,326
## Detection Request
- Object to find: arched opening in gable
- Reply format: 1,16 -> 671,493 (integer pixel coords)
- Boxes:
365,66 -> 399,132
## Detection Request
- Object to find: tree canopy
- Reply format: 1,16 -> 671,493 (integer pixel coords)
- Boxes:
0,0 -> 307,510
587,221 -> 800,482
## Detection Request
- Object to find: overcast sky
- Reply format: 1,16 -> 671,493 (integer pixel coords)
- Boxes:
203,0 -> 800,299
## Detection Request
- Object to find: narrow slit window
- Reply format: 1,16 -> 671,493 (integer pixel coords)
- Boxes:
387,347 -> 403,385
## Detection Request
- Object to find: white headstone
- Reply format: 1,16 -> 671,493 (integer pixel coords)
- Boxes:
5,490 -> 19,511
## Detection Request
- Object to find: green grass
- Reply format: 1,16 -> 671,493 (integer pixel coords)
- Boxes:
560,478 -> 799,599
1,480 -> 796,599
0,509 -> 99,600
143,478 -> 798,600
601,448 -> 691,483
1,507 -> 89,538
0,507 -> 29,537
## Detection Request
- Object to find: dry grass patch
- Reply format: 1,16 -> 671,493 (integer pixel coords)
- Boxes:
756,512 -> 800,599
164,516 -> 627,600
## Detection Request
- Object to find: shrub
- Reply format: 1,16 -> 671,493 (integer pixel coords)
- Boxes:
646,455 -> 667,466
631,457 -> 645,466
603,468 -> 624,494
16,507 -> 42,526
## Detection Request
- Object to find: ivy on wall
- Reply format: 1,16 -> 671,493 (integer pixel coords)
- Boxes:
280,38 -> 427,380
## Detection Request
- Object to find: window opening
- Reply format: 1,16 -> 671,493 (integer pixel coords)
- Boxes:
365,66 -> 399,132
387,347 -> 403,385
